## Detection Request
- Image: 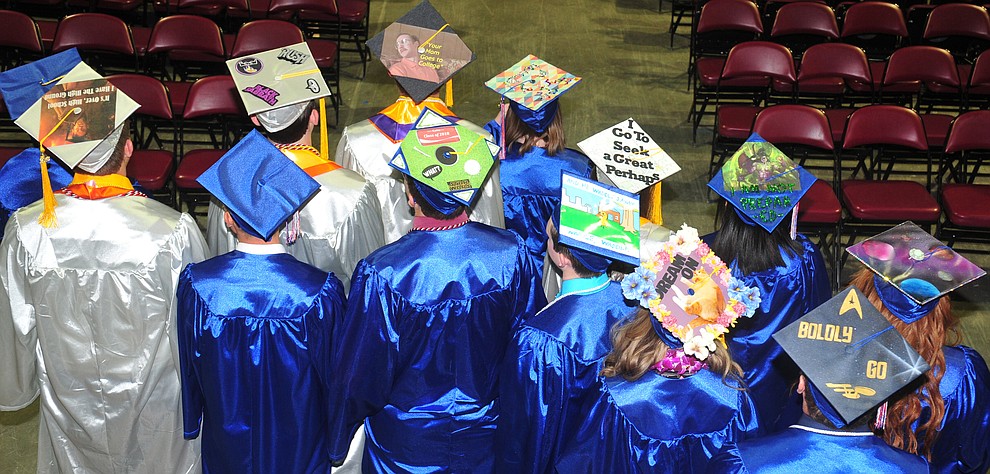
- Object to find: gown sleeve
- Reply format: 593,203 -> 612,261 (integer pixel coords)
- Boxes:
0,220 -> 39,410
933,346 -> 990,474
175,266 -> 204,439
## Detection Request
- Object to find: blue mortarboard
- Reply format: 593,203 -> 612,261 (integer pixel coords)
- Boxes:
554,171 -> 640,269
0,148 -> 73,212
0,49 -> 82,121
774,287 -> 931,428
197,130 -> 321,241
485,55 -> 581,134
708,133 -> 818,232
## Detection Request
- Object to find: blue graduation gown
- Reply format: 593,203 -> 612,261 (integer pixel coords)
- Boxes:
485,120 -> 592,278
707,416 -> 929,473
328,222 -> 546,473
0,148 -> 71,236
714,234 -> 832,433
176,250 -> 346,474
926,345 -> 990,473
555,369 -> 758,473
495,276 -> 636,473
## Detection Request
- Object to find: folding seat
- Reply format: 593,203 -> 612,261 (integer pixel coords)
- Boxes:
752,104 -> 843,288
922,3 -> 990,64
879,46 -> 963,149
51,13 -> 138,74
268,0 -> 368,79
839,2 -> 907,60
707,41 -> 796,179
689,0 -> 764,141
767,1 -> 838,59
937,110 -> 990,251
108,73 -> 176,206
146,15 -> 227,82
838,105 -> 941,246
0,10 -> 45,70
785,43 -> 873,144
668,0 -> 700,47
965,48 -> 990,109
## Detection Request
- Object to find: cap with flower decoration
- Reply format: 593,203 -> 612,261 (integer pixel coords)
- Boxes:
621,225 -> 761,376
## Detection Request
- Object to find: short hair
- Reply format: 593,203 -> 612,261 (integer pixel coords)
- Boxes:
547,219 -> 598,278
90,122 -> 132,176
257,100 -> 317,145
404,175 -> 466,220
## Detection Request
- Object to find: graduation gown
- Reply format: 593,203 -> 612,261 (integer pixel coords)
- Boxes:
0,148 -> 72,237
0,184 -> 207,473
328,220 -> 545,473
716,234 -> 832,433
336,100 -> 504,244
555,369 -> 758,473
707,416 -> 929,473
495,276 -> 636,473
926,345 -> 990,473
206,145 -> 385,291
484,120 -> 593,285
177,247 -> 346,474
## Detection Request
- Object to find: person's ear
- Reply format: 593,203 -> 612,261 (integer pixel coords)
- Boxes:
123,138 -> 134,159
797,375 -> 807,395
250,115 -> 261,127
309,107 -> 320,126
223,210 -> 237,233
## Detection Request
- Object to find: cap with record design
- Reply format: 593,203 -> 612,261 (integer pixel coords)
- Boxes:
389,108 -> 497,214
707,132 -> 818,232
367,0 -> 475,104
485,55 -> 581,134
846,221 -> 986,321
197,129 -> 321,241
554,171 -> 640,271
226,42 -> 330,133
774,287 -> 931,428
577,118 -> 680,194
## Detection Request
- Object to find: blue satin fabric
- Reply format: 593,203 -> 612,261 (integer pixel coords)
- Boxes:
176,251 -> 346,474
0,148 -> 72,235
704,233 -> 832,433
327,222 -> 546,473
485,120 -> 592,279
555,369 -> 759,473
707,416 -> 929,473
495,279 -> 637,473
921,345 -> 990,473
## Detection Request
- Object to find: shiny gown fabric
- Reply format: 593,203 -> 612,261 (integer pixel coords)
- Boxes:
0,148 -> 72,237
0,194 -> 207,473
495,278 -> 636,473
484,121 -> 593,282
177,251 -> 346,474
336,115 -> 504,244
206,155 -> 385,292
555,369 -> 758,473
707,416 -> 929,473
708,233 -> 832,433
925,345 -> 990,473
328,222 -> 546,473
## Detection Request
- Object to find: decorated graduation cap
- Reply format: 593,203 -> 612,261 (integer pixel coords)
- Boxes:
485,54 -> 581,135
367,0 -> 475,104
197,129 -> 320,241
774,287 -> 931,428
708,133 -> 818,233
622,225 -> 760,367
554,171 -> 640,272
226,42 -> 334,159
847,221 -> 986,322
0,48 -> 139,227
577,118 -> 681,194
389,108 -> 497,215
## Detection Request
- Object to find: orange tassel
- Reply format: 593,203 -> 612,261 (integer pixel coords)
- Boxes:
319,97 -> 329,162
642,182 -> 663,225
37,153 -> 58,228
445,79 -> 453,107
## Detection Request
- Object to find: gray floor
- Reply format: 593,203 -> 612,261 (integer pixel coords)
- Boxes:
2,0 -> 988,470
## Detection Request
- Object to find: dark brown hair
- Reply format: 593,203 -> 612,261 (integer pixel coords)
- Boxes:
404,175 -> 466,220
546,220 -> 597,278
503,104 -> 565,156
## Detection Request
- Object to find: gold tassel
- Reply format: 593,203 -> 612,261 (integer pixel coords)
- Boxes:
445,79 -> 453,107
642,182 -> 663,225
37,152 -> 58,228
319,97 -> 329,161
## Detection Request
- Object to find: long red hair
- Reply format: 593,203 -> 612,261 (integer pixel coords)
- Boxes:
848,268 -> 961,459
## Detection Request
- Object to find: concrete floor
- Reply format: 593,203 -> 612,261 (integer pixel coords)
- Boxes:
2,0 -> 988,471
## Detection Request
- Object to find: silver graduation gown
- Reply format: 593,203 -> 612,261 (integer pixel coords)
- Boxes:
335,118 -> 505,244
0,192 -> 207,473
206,163 -> 385,292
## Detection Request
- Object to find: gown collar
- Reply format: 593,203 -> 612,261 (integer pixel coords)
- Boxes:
235,242 -> 287,255
558,274 -> 610,298
410,211 -> 469,232
59,173 -> 142,200
789,415 -> 874,437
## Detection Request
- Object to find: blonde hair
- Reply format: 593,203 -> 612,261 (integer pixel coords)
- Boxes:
848,268 -> 960,459
602,309 -> 744,387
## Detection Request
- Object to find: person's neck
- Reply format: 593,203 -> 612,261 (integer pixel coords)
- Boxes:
236,234 -> 279,245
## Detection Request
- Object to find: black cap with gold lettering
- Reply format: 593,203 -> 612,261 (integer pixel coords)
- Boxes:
773,287 -> 930,428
